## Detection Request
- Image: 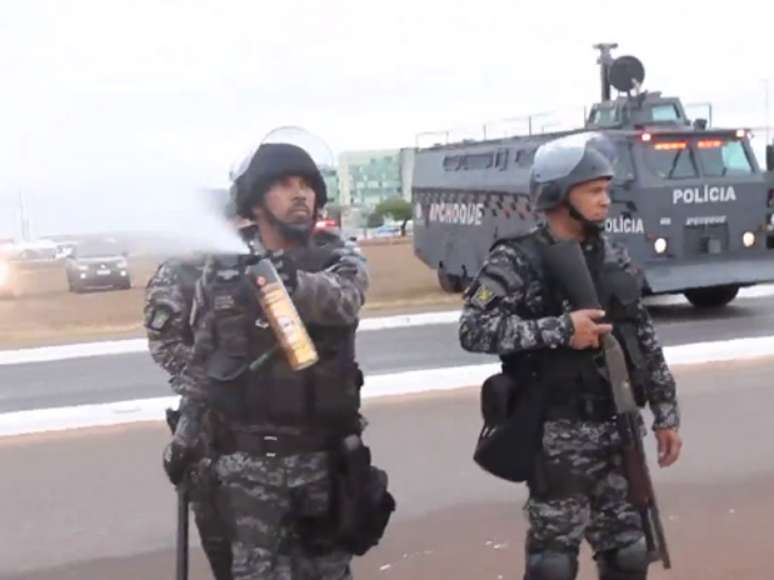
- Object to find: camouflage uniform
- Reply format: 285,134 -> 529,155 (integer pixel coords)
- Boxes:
213,451 -> 352,580
191,233 -> 369,580
145,257 -> 203,393
459,225 -> 680,578
145,255 -> 234,580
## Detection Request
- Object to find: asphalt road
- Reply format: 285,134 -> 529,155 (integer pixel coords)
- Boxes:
0,358 -> 772,579
2,292 -> 774,413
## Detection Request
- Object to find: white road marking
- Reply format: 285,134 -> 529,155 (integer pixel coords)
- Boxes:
4,282 -> 774,367
0,310 -> 464,367
2,332 -> 774,436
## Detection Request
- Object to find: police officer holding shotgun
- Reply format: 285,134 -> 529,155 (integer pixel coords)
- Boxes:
459,132 -> 682,580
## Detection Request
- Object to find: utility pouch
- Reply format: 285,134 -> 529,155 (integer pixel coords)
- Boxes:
332,435 -> 396,556
473,372 -> 546,483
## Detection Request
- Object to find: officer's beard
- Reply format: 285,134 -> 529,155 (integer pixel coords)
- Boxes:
263,204 -> 315,245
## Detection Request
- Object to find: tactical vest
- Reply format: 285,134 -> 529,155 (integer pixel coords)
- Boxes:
498,230 -> 648,410
175,260 -> 206,346
192,239 -> 362,435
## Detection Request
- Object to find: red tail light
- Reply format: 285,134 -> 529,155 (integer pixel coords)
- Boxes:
315,218 -> 337,230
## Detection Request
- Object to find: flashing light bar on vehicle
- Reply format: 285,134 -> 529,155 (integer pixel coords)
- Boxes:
697,139 -> 724,149
653,142 -> 687,151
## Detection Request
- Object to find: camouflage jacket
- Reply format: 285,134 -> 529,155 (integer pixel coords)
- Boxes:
144,255 -> 207,398
289,234 -> 370,326
459,226 -> 680,431
143,231 -> 370,398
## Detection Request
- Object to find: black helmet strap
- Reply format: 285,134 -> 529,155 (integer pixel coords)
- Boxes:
565,200 -> 605,235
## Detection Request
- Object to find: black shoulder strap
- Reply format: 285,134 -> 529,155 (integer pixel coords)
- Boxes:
490,230 -> 545,278
495,230 -> 568,317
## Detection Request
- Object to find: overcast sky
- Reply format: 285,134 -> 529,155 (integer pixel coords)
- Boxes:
1,0 -> 772,241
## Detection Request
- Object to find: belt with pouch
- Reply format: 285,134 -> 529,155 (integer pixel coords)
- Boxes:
229,430 -> 332,457
206,411 -> 340,457
544,396 -> 616,423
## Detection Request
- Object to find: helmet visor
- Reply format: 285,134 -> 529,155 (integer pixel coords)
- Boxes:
531,131 -> 613,183
261,126 -> 336,173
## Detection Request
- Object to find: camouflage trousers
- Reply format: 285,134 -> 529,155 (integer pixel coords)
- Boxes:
190,483 -> 233,580
214,450 -> 352,580
525,418 -> 644,558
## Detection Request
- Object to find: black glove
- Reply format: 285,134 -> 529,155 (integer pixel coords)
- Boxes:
163,441 -> 192,486
268,250 -> 298,294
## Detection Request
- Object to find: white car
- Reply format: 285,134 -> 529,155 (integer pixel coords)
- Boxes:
371,224 -> 402,238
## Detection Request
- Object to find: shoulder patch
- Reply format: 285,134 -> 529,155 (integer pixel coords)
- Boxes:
471,283 -> 497,309
147,305 -> 173,331
213,293 -> 237,311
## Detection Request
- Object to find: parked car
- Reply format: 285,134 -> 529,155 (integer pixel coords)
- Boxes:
65,239 -> 131,293
371,224 -> 402,238
6,239 -> 58,262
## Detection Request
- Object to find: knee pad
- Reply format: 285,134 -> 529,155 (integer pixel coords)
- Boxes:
525,550 -> 578,580
596,537 -> 649,579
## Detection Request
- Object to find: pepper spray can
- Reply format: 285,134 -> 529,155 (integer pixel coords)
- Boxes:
246,257 -> 319,371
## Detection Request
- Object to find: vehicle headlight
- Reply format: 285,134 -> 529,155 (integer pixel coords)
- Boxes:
654,238 -> 668,254
769,214 -> 774,226
77,265 -> 89,271
743,231 -> 756,248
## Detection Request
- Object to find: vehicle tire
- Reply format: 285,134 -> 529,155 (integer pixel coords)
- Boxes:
68,279 -> 83,293
684,285 -> 739,308
437,268 -> 463,293
117,277 -> 132,290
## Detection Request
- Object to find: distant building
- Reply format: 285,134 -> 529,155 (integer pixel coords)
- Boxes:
321,168 -> 341,206
338,148 -> 414,209
398,148 -> 415,202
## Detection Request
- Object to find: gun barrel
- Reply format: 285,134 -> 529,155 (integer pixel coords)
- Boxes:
653,511 -> 672,568
625,444 -> 671,569
645,503 -> 672,568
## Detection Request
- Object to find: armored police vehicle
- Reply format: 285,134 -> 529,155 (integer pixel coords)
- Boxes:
411,44 -> 774,307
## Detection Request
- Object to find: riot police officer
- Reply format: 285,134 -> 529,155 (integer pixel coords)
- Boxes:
459,132 -> 682,580
176,127 -> 392,580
